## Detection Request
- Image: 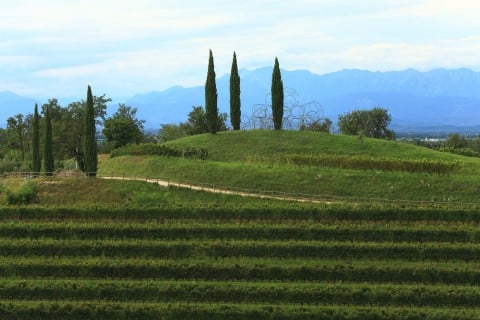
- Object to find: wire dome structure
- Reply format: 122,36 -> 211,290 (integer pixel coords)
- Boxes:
243,88 -> 327,130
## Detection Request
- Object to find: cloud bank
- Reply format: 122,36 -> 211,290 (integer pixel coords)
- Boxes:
1,0 -> 479,99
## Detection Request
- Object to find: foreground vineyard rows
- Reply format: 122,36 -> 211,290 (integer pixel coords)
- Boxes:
1,208 -> 480,319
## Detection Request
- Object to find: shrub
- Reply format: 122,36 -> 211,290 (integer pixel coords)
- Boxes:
3,181 -> 38,205
110,143 -> 208,160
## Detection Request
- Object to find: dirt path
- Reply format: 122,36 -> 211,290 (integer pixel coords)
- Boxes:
99,176 -> 336,204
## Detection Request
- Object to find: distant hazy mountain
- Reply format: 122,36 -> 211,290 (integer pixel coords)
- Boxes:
3,68 -> 480,133
126,68 -> 480,132
0,91 -> 36,122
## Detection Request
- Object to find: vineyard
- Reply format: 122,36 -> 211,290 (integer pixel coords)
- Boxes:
1,207 -> 480,319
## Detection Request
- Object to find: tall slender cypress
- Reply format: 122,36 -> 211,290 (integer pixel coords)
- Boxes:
271,57 -> 284,130
205,49 -> 218,134
230,51 -> 241,130
83,85 -> 97,177
32,103 -> 41,176
43,105 -> 54,176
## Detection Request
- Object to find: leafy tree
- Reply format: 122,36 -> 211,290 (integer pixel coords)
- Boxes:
43,105 -> 54,176
65,94 -> 110,167
205,49 -> 218,134
186,106 -> 208,135
158,124 -> 188,143
83,85 -> 97,177
158,106 -> 228,142
338,107 -> 395,140
103,104 -> 145,149
300,118 -> 332,133
271,57 -> 284,130
32,104 -> 41,175
444,133 -> 468,149
230,51 -> 241,130
6,114 -> 29,161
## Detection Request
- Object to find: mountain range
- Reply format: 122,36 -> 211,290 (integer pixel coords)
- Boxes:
2,68 -> 480,134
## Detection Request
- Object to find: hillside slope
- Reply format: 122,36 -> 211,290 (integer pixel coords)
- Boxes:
99,131 -> 480,204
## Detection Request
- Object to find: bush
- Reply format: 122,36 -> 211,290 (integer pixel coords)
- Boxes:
437,147 -> 480,158
110,143 -> 208,160
3,182 -> 38,205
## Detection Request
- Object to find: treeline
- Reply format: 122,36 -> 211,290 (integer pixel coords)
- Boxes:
0,91 -> 157,174
0,89 -> 109,174
411,133 -> 480,158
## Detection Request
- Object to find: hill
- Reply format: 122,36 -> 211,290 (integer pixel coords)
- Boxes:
99,130 -> 480,204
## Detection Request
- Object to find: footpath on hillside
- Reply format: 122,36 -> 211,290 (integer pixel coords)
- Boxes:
99,176 -> 336,205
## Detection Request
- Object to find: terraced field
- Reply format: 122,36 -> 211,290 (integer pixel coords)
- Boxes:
1,208 -> 480,319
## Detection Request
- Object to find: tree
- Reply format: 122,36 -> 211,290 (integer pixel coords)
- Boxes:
205,49 -> 218,134
83,85 -> 97,177
230,51 -> 241,130
271,57 -> 284,130
338,107 -> 395,140
444,133 -> 468,149
43,105 -> 54,176
158,124 -> 188,143
32,104 -> 41,175
65,94 -> 110,168
300,118 -> 332,133
103,104 -> 145,149
158,106 -> 228,142
6,114 -> 29,161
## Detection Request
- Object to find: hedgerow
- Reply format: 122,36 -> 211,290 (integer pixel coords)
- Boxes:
1,257 -> 479,284
1,239 -> 480,261
110,143 -> 208,160
0,280 -> 479,307
0,301 -> 477,320
248,153 -> 462,174
0,221 -> 477,242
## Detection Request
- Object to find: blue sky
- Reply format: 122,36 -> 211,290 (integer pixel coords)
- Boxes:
1,0 -> 480,99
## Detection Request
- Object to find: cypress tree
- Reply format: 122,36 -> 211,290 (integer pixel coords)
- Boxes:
43,105 -> 54,176
271,57 -> 284,130
230,51 -> 241,130
32,103 -> 41,176
205,49 -> 218,134
83,85 -> 97,177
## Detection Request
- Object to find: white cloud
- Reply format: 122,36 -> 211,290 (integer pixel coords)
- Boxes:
1,0 -> 480,98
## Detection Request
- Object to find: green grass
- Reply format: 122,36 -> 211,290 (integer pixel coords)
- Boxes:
98,130 -> 480,204
0,176 -> 312,208
164,130 -> 478,164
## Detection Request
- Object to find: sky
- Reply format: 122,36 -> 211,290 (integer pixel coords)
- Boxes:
2,0 -> 480,99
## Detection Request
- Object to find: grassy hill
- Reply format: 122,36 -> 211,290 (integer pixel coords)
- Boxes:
163,130 -> 460,161
98,130 -> 480,204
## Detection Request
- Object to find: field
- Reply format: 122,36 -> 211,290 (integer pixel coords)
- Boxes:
0,206 -> 479,319
1,130 -> 480,318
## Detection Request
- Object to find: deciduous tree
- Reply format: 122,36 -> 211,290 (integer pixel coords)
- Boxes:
338,107 -> 395,140
103,104 -> 145,149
